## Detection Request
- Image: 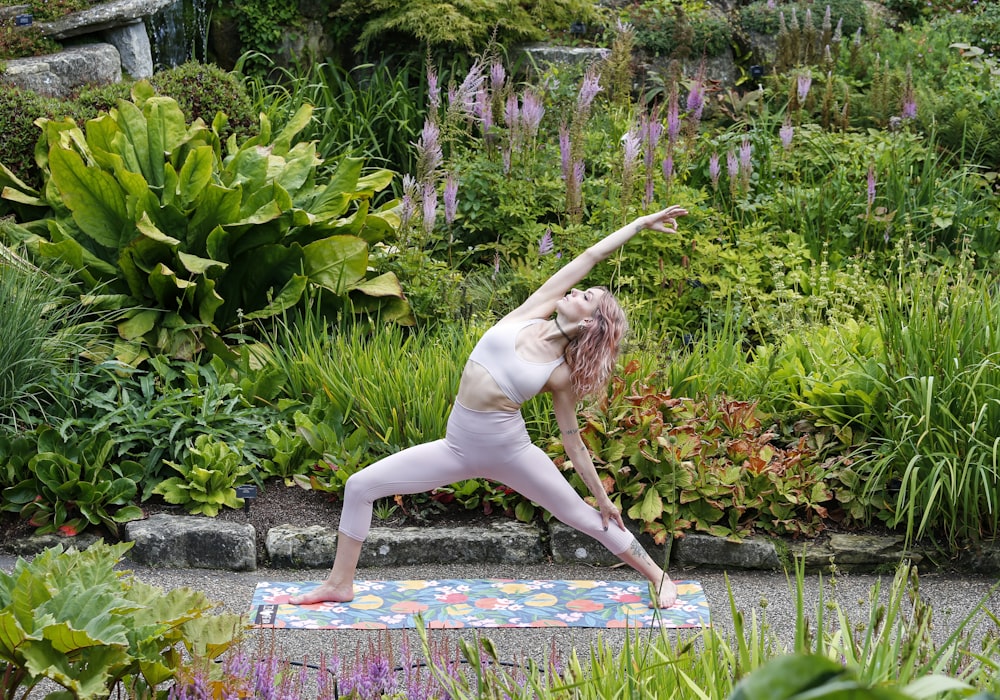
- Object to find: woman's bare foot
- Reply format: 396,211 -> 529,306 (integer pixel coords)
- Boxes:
653,576 -> 678,608
289,581 -> 355,605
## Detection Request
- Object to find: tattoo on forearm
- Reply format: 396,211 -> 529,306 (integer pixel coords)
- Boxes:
564,428 -> 580,435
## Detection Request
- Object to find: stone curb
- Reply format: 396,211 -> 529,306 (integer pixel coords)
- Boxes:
5,514 -> 999,576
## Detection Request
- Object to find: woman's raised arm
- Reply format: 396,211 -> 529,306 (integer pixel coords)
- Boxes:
504,205 -> 687,322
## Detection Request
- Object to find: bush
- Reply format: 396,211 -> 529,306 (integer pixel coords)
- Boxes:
0,20 -> 61,60
0,85 -> 61,190
739,0 -> 866,37
626,1 -> 734,59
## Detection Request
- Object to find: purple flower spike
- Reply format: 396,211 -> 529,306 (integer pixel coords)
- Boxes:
797,73 -> 812,103
867,164 -> 876,211
780,120 -> 794,149
667,92 -> 681,143
416,119 -> 443,180
739,139 -> 752,173
521,89 -> 545,138
727,150 -> 739,179
686,79 -> 705,120
490,61 -> 506,92
577,69 -> 603,115
709,153 -> 721,190
427,65 -> 440,112
444,173 -> 458,224
539,228 -> 554,255
622,128 -> 642,167
422,181 -> 437,234
662,154 -> 674,184
559,123 -> 572,180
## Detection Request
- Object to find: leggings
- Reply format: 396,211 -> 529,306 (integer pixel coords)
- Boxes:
338,401 -> 635,556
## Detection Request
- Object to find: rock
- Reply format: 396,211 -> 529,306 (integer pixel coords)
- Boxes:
360,521 -> 546,567
0,44 -> 121,97
549,521 -> 669,567
5,531 -> 103,557
34,0 -> 175,39
826,533 -> 922,570
266,524 -> 338,569
958,540 -> 1000,574
103,20 -> 153,78
125,513 -> 256,571
673,533 -> 782,570
516,44 -> 610,73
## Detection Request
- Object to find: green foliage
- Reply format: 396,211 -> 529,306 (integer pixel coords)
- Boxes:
336,0 -> 601,53
0,541 -> 243,698
739,0 -> 866,37
545,366 -> 842,543
55,354 -> 284,495
0,81 -> 410,362
1,425 -> 144,536
625,1 -> 733,59
245,58 -> 425,175
0,246 -> 100,426
152,433 -> 254,516
0,20 -> 60,60
19,0 -> 101,21
859,253 -> 1000,546
227,0 -> 301,75
0,86 -> 61,192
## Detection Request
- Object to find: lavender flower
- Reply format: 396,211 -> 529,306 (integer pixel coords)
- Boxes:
475,86 -> 493,135
449,59 -> 485,119
709,152 -> 721,190
520,89 -> 545,139
642,112 -> 663,167
443,173 -> 458,224
727,150 -> 739,180
867,164 -> 877,214
502,146 -> 512,174
422,181 -> 437,234
415,119 -> 443,181
622,128 -> 642,168
577,68 -> 603,115
686,79 -> 705,120
666,91 -> 681,143
797,73 -> 812,103
559,123 -> 572,180
539,228 -> 554,255
427,64 -> 440,113
739,139 -> 752,172
779,120 -> 794,149
490,60 -> 506,92
902,96 -> 918,120
504,92 -> 519,131
399,176 -> 417,231
767,0 -> 776,8
834,17 -> 843,43
662,154 -> 674,187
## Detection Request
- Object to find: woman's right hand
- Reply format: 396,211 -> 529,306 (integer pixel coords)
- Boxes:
638,205 -> 687,234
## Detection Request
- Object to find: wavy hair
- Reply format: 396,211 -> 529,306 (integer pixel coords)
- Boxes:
564,288 -> 628,398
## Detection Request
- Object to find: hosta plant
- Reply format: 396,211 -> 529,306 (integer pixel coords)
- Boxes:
0,80 -> 411,363
151,434 -> 254,516
0,541 -> 243,699
1,426 -> 144,536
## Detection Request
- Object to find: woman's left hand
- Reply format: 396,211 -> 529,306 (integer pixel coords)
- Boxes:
599,497 -> 627,532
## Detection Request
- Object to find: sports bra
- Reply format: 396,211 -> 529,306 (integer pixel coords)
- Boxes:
467,319 -> 565,405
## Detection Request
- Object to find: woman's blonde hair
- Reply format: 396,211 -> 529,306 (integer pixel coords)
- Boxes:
564,288 -> 628,398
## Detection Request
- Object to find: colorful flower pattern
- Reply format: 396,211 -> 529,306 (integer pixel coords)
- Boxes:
250,579 -> 710,630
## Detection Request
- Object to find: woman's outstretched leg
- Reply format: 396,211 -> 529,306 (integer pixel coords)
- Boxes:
498,444 -> 678,607
290,438 -> 474,605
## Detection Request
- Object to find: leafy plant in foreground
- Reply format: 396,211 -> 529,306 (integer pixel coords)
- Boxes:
1,426 -> 144,536
152,434 -> 254,516
0,80 -> 410,363
0,541 -> 243,700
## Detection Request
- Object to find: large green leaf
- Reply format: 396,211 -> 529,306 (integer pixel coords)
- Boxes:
351,271 -> 405,298
177,145 -> 215,210
48,147 -> 132,251
310,156 -> 363,220
303,235 -> 368,294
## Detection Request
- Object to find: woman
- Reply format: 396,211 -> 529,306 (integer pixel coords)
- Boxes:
291,205 -> 688,608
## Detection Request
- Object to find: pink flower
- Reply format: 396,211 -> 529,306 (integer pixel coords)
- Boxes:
539,228 -> 554,255
797,73 -> 812,103
709,153 -> 721,190
443,173 -> 458,224
779,120 -> 794,149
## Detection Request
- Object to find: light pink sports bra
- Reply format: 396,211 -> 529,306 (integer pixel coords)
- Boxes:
467,319 -> 565,405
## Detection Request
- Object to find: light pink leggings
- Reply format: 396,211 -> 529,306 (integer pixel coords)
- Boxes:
338,401 -> 635,555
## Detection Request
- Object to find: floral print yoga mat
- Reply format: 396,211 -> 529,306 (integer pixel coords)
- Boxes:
250,579 -> 710,629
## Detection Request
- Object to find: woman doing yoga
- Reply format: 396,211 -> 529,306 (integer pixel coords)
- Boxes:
291,204 -> 688,608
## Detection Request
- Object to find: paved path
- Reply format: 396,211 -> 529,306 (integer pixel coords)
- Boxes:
4,553 -> 994,680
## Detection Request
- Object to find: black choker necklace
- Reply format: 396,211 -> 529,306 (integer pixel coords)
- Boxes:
554,317 -> 573,343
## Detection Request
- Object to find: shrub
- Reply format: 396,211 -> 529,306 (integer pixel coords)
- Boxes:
625,1 -> 734,59
739,0 -> 866,37
0,86 -> 61,191
0,19 -> 61,60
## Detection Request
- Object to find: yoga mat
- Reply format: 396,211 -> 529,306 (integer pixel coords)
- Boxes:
250,579 -> 710,629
